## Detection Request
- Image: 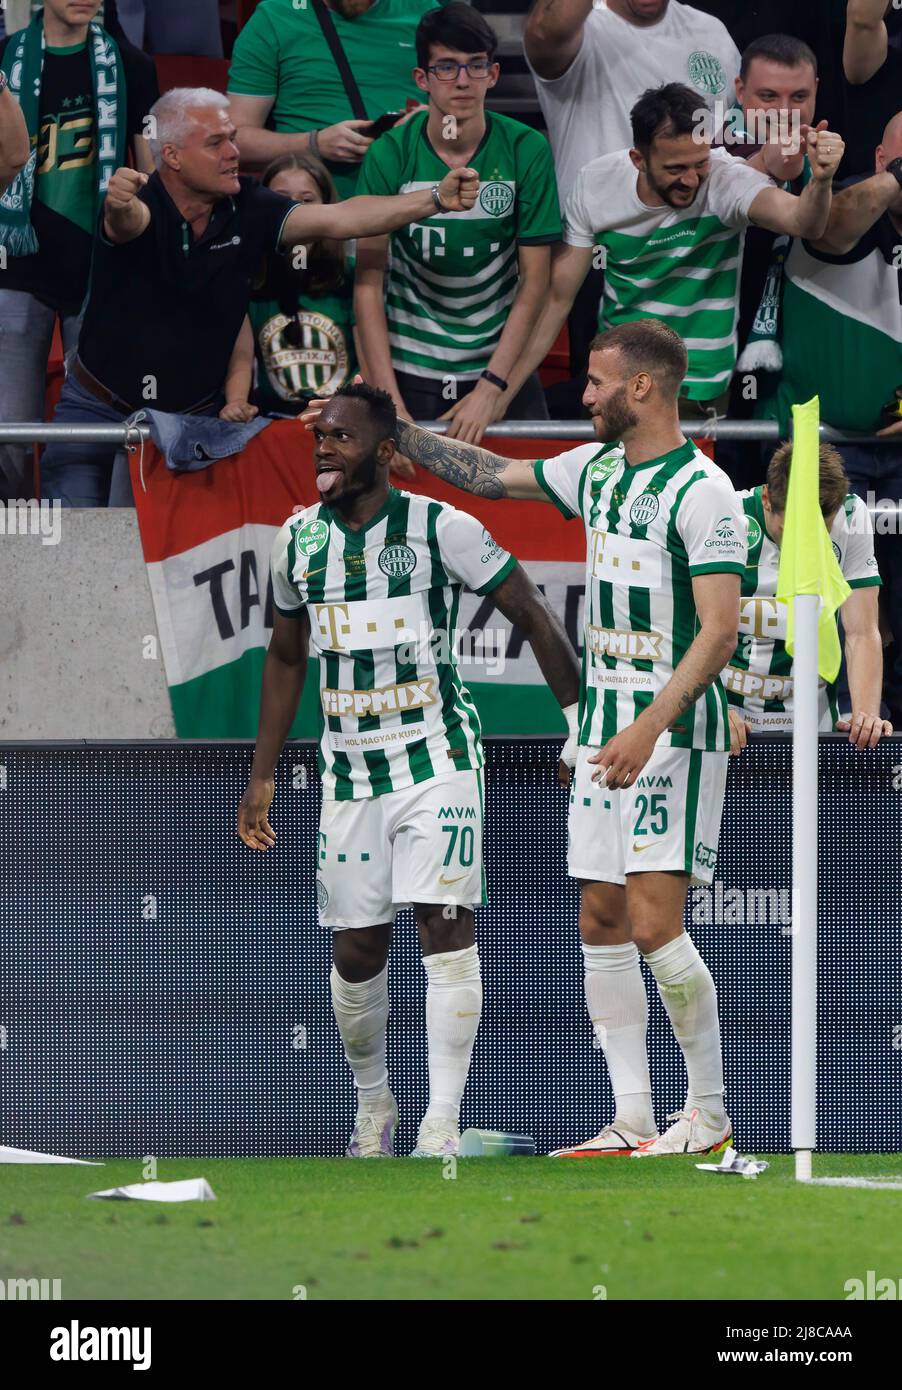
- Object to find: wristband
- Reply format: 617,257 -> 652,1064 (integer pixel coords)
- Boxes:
431,182 -> 446,212
308,128 -> 321,159
886,156 -> 902,191
480,369 -> 508,393
563,702 -> 579,740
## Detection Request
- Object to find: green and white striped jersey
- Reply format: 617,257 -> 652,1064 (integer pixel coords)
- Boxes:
563,146 -> 772,401
724,486 -> 881,730
270,488 -> 516,800
355,111 -> 561,380
534,438 -> 747,751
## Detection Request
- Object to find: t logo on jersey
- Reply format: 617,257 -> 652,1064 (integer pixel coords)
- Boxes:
590,528 -> 663,589
314,602 -> 351,649
738,597 -> 784,639
409,223 -> 447,259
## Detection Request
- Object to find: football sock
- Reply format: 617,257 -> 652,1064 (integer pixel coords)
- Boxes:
643,933 -> 726,1123
422,944 -> 483,1127
582,941 -> 656,1136
330,963 -> 393,1113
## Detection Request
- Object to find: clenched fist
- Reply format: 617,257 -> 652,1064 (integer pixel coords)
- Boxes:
805,127 -> 845,182
436,166 -> 480,212
105,166 -> 149,209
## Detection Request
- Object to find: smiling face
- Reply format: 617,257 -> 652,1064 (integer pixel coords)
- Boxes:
632,131 -> 712,209
313,397 -> 395,508
736,57 -> 817,132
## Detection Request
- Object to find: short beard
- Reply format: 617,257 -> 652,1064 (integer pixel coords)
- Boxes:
324,451 -> 380,509
593,384 -> 639,443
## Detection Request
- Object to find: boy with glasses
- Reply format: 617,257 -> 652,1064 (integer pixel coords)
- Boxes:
354,2 -> 561,445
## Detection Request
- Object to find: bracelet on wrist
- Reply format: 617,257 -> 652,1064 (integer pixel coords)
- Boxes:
480,368 -> 508,393
431,183 -> 446,213
308,128 -> 321,159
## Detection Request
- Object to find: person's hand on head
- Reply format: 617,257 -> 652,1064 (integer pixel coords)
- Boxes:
298,376 -> 417,478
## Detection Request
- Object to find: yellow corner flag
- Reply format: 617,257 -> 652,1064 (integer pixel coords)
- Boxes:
775,397 -> 851,682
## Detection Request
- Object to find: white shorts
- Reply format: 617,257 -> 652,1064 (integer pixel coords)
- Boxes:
316,770 -> 485,929
567,743 -> 728,886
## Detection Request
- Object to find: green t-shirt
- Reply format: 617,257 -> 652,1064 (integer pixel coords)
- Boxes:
249,265 -> 357,415
356,111 -> 561,380
228,0 -> 446,197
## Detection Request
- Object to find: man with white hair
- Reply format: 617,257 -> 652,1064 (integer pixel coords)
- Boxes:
39,87 -> 479,506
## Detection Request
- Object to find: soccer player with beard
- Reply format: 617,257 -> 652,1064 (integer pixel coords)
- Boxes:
365,319 -> 750,1157
238,382 -> 580,1158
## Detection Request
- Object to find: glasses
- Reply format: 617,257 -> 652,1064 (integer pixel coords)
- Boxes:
427,59 -> 493,81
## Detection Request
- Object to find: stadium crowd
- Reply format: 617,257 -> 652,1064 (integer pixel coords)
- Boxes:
0,0 -> 900,723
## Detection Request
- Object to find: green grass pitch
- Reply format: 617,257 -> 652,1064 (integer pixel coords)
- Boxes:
3,1155 -> 901,1301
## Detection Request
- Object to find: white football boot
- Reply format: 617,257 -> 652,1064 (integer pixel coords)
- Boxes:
410,1116 -> 460,1158
548,1122 -> 658,1157
345,1100 -> 399,1158
631,1107 -> 732,1157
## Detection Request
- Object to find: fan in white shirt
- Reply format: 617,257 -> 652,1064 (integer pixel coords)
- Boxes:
525,0 -> 741,201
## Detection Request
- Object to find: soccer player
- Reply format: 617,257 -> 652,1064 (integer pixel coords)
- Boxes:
237,382 -> 580,1158
725,442 -> 892,751
370,318 -> 747,1157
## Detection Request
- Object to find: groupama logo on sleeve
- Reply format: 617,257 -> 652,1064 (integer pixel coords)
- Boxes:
704,516 -> 744,550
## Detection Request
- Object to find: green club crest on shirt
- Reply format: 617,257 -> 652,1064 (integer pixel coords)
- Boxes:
378,542 -> 417,578
479,181 -> 515,217
687,50 -> 726,95
296,518 -> 329,556
745,514 -> 762,551
630,492 -> 660,527
316,879 -> 329,910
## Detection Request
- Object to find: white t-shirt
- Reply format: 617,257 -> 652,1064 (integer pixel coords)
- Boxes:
527,0 -> 741,201
562,146 -> 773,399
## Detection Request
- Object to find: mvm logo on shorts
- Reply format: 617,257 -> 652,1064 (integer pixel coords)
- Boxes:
50,1321 -> 151,1370
587,625 -> 663,660
321,678 -> 436,718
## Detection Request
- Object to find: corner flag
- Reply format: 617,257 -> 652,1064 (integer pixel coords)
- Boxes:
775,397 -> 851,682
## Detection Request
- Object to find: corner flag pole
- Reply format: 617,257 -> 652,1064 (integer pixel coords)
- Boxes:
777,397 -> 851,1181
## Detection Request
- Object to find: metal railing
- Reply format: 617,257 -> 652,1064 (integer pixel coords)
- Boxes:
0,419 -> 899,445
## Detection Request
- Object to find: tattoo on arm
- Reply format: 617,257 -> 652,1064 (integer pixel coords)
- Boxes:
395,421 -> 512,498
677,672 -> 723,714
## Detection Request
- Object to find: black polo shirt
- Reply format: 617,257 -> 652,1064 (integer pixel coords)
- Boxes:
78,173 -> 299,411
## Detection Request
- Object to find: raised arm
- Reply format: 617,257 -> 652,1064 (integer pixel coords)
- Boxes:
747,128 -> 844,241
525,0 -> 594,80
280,167 -> 478,246
811,169 -> 902,254
394,419 -> 546,500
102,167 -> 152,244
0,81 -> 30,195
844,0 -> 890,84
238,606 -> 310,852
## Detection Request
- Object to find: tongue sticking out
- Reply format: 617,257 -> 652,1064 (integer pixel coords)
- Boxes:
316,469 -> 343,496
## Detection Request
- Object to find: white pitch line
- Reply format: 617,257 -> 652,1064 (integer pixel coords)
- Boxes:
801,1177 -> 902,1190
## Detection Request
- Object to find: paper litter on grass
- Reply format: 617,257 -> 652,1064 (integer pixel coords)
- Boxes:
0,1145 -> 104,1165
87,1178 -> 216,1202
696,1146 -> 769,1178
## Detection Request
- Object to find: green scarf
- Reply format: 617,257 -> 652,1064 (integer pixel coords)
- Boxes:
0,9 -> 127,256
737,157 -> 813,375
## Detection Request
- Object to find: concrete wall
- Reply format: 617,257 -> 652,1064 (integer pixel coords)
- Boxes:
0,509 -> 175,738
